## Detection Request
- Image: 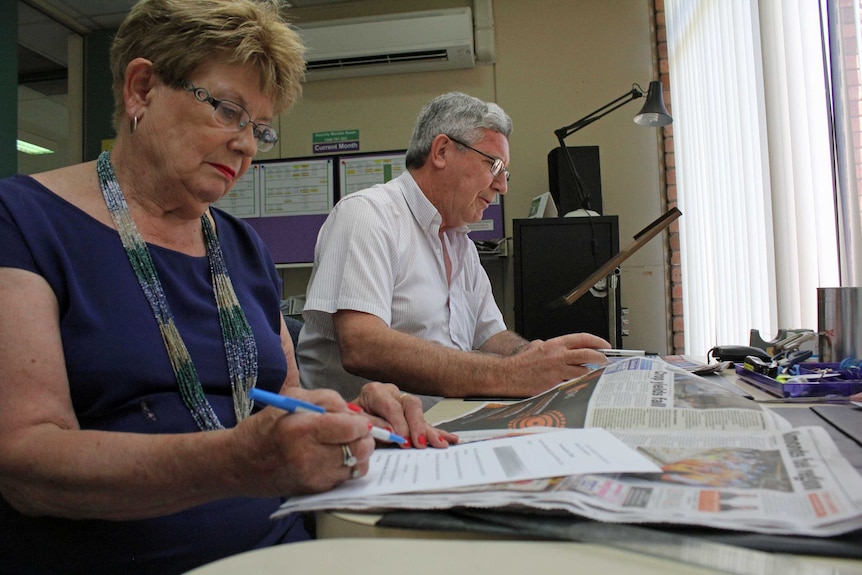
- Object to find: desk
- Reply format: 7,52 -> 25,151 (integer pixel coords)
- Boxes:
187,366 -> 862,575
183,538 -> 725,575
311,367 -> 862,575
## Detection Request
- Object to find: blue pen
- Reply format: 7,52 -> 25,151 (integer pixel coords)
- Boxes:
249,388 -> 407,445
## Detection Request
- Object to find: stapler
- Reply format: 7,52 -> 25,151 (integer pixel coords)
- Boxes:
708,345 -> 771,363
743,355 -> 778,378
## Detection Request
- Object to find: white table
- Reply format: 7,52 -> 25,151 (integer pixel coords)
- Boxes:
183,537 -> 727,575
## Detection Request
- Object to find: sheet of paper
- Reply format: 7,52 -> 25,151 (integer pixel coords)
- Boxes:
279,428 -> 660,512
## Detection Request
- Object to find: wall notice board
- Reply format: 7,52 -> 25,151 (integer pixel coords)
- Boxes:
213,151 -> 505,264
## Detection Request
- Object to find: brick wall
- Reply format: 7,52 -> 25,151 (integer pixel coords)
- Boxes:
650,0 -> 682,353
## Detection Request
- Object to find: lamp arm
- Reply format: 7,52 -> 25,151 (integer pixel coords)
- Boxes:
554,87 -> 644,140
551,84 -> 649,214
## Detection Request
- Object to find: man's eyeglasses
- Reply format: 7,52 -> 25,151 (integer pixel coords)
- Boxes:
183,82 -> 278,153
446,135 -> 510,181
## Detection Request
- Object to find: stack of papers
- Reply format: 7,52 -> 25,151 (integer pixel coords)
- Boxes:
272,428 -> 658,518
274,357 -> 862,537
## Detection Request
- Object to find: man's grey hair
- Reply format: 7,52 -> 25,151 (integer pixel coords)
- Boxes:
405,92 -> 513,169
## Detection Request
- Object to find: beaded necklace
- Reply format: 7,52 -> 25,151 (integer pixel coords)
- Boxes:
96,151 -> 257,430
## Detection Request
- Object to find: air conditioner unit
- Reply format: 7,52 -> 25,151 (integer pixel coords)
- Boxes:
296,8 -> 475,81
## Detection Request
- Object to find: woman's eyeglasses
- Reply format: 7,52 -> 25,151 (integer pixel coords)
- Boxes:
183,82 -> 278,153
446,135 -> 510,181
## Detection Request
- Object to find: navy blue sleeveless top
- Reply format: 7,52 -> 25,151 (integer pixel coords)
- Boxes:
0,175 -> 308,574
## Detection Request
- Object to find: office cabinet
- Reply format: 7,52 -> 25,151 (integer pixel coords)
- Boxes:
513,217 -> 622,347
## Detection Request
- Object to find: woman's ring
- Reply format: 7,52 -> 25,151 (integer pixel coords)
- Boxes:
341,444 -> 357,467
398,392 -> 411,400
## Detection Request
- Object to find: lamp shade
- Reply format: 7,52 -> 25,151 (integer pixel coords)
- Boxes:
633,81 -> 672,127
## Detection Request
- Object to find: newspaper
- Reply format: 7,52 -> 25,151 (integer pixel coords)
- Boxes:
273,357 -> 862,536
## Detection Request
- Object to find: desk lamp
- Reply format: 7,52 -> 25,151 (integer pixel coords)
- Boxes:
553,80 -> 672,217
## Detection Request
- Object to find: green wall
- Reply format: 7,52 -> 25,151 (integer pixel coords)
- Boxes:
0,0 -> 17,178
84,29 -> 116,161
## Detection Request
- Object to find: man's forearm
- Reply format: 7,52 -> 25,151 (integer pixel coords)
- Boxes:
340,328 -> 518,397
479,330 -> 531,356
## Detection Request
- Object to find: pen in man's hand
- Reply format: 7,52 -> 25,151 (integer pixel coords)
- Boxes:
249,388 -> 407,444
598,349 -> 646,357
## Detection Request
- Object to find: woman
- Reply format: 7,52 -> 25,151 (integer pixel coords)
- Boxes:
0,1 -> 455,573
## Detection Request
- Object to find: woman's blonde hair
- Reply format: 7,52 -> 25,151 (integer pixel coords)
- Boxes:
109,0 -> 305,132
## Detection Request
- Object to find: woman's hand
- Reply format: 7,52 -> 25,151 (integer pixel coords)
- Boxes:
353,382 -> 458,449
234,387 -> 376,496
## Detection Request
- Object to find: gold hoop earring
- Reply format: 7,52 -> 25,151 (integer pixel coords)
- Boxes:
130,115 -> 138,135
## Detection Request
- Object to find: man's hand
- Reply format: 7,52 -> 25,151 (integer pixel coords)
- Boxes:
503,333 -> 610,396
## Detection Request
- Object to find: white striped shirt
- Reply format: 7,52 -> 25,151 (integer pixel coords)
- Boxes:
297,171 -> 506,407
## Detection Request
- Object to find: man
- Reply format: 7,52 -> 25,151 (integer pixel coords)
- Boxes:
298,92 -> 609,408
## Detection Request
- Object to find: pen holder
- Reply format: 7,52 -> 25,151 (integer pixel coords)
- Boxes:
749,328 -> 816,357
736,362 -> 862,398
818,287 -> 862,363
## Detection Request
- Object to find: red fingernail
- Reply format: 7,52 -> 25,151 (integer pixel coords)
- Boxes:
347,403 -> 363,413
418,434 -> 427,447
403,437 -> 412,448
367,422 -> 373,430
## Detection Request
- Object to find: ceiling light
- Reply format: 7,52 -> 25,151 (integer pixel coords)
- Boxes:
17,139 -> 54,155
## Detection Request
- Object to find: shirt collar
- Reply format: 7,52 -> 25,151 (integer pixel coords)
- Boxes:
399,171 -> 471,235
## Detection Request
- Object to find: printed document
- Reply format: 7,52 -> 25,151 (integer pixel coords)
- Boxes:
272,428 -> 658,519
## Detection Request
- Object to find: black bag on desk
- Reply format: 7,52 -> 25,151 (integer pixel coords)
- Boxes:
378,509 -> 862,559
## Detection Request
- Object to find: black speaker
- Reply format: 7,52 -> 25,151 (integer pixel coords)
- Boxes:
513,217 -> 621,346
547,146 -> 602,216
